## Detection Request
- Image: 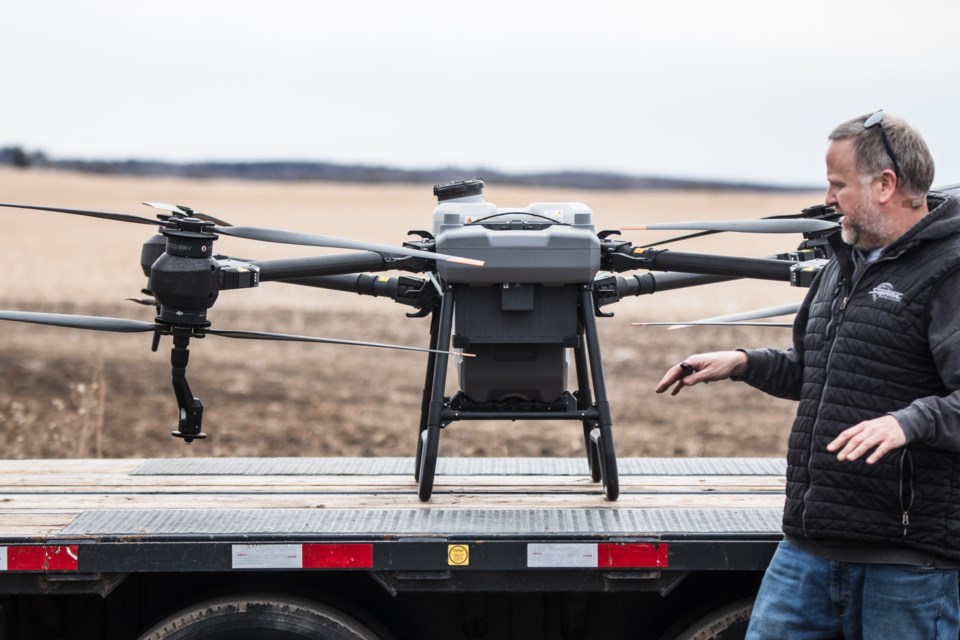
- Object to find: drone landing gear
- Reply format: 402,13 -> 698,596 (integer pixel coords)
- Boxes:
575,285 -> 619,500
414,286 -> 619,502
414,287 -> 454,501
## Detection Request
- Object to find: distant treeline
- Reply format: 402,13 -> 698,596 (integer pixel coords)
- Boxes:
0,145 -> 812,192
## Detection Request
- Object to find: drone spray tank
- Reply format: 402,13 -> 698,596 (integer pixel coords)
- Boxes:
432,179 -> 601,406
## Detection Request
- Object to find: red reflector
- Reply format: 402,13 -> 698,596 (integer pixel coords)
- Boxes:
7,545 -> 79,571
302,544 -> 373,568
598,543 -> 668,568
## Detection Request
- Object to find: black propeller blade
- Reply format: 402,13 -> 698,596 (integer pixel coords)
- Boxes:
622,219 -> 837,234
126,297 -> 158,307
0,202 -> 484,266
631,303 -> 800,330
0,310 -> 471,357
633,321 -> 792,328
0,310 -> 158,332
212,225 -> 483,266
699,303 -> 801,323
205,328 -> 476,357
143,202 -> 232,226
0,202 -> 161,226
632,208 -> 840,248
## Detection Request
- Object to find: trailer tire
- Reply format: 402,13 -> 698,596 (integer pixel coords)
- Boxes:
663,596 -> 753,640
137,593 -> 383,640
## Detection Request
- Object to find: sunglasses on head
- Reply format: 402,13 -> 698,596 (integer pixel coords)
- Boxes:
863,110 -> 901,178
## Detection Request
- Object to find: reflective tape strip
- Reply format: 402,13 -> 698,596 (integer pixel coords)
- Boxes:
528,543 -> 668,568
528,543 -> 598,568
232,544 -> 373,569
0,545 -> 79,571
232,544 -> 302,569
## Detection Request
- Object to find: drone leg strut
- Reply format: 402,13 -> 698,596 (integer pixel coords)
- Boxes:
414,309 -> 442,482
573,338 -> 602,482
417,285 -> 456,501
579,287 -> 619,501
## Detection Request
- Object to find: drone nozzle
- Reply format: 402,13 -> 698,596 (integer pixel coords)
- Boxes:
171,427 -> 207,444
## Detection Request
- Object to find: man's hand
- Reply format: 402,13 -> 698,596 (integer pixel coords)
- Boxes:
826,415 -> 908,464
655,351 -> 748,396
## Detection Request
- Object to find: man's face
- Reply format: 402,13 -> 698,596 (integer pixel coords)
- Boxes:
825,139 -> 894,250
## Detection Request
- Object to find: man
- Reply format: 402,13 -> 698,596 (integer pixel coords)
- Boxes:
656,111 -> 960,639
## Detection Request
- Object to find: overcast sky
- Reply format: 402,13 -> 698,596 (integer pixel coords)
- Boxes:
3,0 -> 958,188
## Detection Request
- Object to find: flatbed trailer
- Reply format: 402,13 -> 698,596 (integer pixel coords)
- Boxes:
0,457 -> 785,639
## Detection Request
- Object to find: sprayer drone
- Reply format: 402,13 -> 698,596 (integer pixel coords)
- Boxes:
0,178 -> 845,500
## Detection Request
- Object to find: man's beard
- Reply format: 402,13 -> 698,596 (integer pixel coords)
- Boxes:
840,191 -> 895,250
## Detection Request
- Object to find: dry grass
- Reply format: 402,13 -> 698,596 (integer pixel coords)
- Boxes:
0,169 -> 818,460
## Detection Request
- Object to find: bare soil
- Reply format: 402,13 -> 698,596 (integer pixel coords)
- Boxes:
0,169 -> 812,460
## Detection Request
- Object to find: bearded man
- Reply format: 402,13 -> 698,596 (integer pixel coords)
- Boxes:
656,112 -> 960,639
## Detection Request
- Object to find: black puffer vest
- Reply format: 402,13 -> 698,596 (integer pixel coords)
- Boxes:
783,193 -> 960,559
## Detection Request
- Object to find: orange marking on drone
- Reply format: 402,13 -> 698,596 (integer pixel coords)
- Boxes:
450,257 -> 485,266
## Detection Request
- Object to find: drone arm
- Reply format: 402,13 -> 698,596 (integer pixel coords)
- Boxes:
253,248 -> 452,283
279,273 -> 432,308
224,253 -> 439,309
605,244 -> 795,281
595,273 -> 738,307
254,252 -> 397,281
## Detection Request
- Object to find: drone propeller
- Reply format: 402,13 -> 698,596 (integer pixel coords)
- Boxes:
204,328 -> 475,356
126,297 -> 157,307
674,303 -> 800,325
209,225 -> 472,266
703,303 -> 800,322
0,202 -> 161,226
622,219 -> 837,234
632,207 -> 840,248
0,310 -> 472,357
0,310 -> 156,332
633,320 -> 792,328
0,202 -> 483,266
143,202 -> 232,226
631,303 -> 800,329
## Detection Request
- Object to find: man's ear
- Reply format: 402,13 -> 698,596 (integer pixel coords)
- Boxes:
876,169 -> 898,205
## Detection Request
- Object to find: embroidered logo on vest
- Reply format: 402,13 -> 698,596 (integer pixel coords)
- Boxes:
869,282 -> 903,303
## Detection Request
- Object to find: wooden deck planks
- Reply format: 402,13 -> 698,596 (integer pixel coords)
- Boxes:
0,457 -> 786,541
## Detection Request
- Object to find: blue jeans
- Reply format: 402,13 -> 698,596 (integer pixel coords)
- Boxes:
746,538 -> 960,640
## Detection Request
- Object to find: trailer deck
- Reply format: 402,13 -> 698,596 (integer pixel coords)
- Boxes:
0,457 -> 786,589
